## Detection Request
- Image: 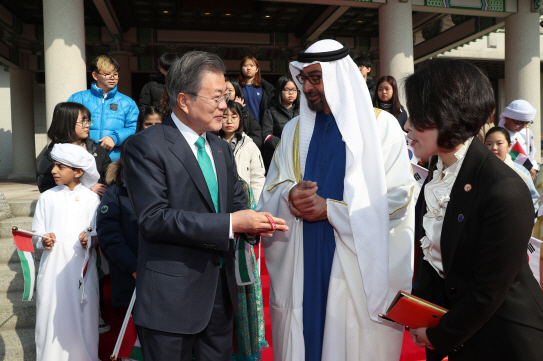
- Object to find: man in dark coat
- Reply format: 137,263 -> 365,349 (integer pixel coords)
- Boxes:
124,51 -> 287,361
138,53 -> 179,112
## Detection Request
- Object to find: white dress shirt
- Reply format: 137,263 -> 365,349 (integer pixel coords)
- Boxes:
171,112 -> 234,238
421,137 -> 473,277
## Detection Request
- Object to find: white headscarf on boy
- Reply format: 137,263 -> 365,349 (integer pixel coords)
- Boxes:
51,143 -> 99,189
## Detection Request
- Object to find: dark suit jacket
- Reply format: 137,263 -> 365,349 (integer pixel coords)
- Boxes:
414,138 -> 543,359
124,116 -> 248,334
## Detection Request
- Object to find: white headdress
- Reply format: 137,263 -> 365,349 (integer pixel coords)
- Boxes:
290,39 -> 390,321
499,99 -> 537,124
50,143 -> 99,189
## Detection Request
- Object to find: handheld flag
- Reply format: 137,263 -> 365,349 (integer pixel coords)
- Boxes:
528,237 -> 542,284
235,235 -> 256,286
96,244 -> 110,279
510,141 -> 533,171
11,227 -> 36,301
405,133 -> 420,165
79,227 -> 93,303
111,289 -> 144,361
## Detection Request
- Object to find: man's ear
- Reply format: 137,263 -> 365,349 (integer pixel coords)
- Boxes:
91,72 -> 99,82
367,67 -> 371,73
74,168 -> 84,179
177,93 -> 189,114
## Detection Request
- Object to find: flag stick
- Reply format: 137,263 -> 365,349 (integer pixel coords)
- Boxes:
534,192 -> 543,206
12,227 -> 51,240
111,289 -> 137,360
258,242 -> 261,277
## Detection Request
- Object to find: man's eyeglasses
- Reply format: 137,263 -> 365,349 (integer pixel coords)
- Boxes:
76,119 -> 94,127
282,88 -> 298,94
511,119 -> 533,127
98,72 -> 119,79
189,93 -> 231,108
296,74 -> 322,85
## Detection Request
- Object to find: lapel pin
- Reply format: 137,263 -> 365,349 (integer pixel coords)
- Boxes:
464,184 -> 472,192
75,197 -> 80,202
458,214 -> 464,222
218,149 -> 223,153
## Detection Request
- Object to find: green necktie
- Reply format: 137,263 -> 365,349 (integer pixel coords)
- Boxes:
195,136 -> 219,213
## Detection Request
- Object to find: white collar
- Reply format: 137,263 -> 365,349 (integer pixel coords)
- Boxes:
171,111 -> 208,146
61,183 -> 83,192
436,137 -> 474,175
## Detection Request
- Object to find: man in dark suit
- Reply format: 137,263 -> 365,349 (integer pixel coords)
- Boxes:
123,51 -> 287,361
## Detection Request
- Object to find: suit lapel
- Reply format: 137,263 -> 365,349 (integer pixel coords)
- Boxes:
163,117 -> 216,213
208,135 -> 227,213
440,139 -> 487,277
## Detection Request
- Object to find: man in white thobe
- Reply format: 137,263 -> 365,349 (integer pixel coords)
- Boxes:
257,39 -> 415,361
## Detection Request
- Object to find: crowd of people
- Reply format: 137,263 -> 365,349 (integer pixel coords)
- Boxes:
29,39 -> 543,361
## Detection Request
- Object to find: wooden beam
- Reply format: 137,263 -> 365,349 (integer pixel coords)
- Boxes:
92,0 -> 123,50
414,19 -> 505,63
303,5 -> 350,42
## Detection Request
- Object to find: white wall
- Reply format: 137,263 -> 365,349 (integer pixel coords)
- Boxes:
33,82 -> 47,160
0,69 -> 12,177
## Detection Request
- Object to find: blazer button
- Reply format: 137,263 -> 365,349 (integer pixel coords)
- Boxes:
448,287 -> 457,295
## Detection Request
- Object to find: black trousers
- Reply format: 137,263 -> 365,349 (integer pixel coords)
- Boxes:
137,267 -> 233,361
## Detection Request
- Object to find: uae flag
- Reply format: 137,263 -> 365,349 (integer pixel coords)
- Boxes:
12,230 -> 35,301
112,289 -> 144,361
510,141 -> 533,171
116,317 -> 144,361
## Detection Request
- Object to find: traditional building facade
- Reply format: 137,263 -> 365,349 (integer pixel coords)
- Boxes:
0,0 -> 540,178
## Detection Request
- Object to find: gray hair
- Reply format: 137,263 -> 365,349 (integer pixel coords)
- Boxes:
166,51 -> 226,110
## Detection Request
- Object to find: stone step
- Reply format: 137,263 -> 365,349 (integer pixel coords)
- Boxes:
0,216 -> 33,238
0,237 -> 43,264
8,200 -> 37,218
0,261 -> 39,294
0,328 -> 36,360
0,292 -> 36,329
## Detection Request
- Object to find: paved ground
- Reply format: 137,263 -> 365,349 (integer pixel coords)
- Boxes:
0,181 -> 40,202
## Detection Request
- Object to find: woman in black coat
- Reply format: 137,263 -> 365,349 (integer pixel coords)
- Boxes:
261,75 -> 300,171
36,102 -> 111,194
238,55 -> 275,123
405,58 -> 543,360
373,75 -> 408,131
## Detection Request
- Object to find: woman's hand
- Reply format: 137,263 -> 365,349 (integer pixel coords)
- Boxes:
234,96 -> 245,107
91,183 -> 108,197
409,327 -> 434,350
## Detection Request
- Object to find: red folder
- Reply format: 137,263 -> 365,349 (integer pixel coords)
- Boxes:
378,291 -> 448,329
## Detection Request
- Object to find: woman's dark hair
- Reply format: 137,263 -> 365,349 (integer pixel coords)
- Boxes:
484,126 -> 511,145
275,75 -> 300,109
137,106 -> 163,132
158,88 -> 171,117
47,102 -> 91,144
218,101 -> 247,138
373,75 -> 402,118
225,77 -> 244,100
239,56 -> 262,87
404,58 -> 495,150
158,53 -> 179,72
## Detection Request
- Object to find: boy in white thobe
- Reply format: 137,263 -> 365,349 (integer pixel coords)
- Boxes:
33,144 -> 101,361
499,99 -> 540,179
